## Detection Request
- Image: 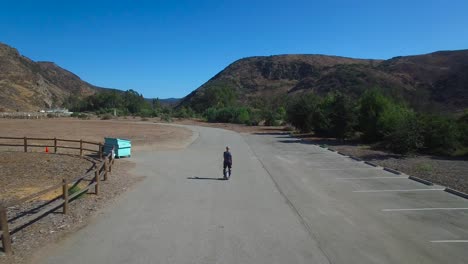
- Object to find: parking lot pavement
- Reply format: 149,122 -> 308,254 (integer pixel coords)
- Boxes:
245,134 -> 468,264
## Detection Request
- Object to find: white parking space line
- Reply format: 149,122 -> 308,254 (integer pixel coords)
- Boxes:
320,168 -> 379,171
336,176 -> 407,180
382,208 -> 468,212
354,188 -> 445,193
430,240 -> 468,243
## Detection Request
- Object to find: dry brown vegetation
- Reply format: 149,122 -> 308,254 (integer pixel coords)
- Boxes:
0,118 -> 193,263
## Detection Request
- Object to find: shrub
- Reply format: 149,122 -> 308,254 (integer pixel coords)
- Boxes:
457,110 -> 468,148
101,114 -> 113,120
234,107 -> 250,124
286,94 -> 319,132
358,89 -> 392,142
78,113 -> 89,119
326,92 -> 356,139
160,113 -> 172,122
382,110 -> 423,154
421,115 -> 459,155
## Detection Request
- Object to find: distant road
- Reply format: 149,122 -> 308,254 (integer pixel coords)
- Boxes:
38,125 -> 468,264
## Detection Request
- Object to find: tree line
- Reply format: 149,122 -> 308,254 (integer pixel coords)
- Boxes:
286,89 -> 468,156
65,86 -> 468,156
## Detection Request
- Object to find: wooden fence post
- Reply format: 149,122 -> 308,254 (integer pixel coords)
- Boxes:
62,179 -> 69,214
54,138 -> 57,153
109,156 -> 113,174
99,143 -> 103,160
95,168 -> 100,195
0,205 -> 12,255
104,159 -> 109,181
80,140 -> 83,157
24,137 -> 27,152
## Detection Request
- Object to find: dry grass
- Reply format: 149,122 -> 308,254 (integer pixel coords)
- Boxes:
0,118 -> 193,205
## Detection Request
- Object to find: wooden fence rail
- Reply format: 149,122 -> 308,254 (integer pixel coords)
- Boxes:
0,137 -> 116,255
0,136 -> 104,159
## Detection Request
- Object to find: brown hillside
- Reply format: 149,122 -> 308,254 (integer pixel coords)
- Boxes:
180,50 -> 468,113
0,43 -> 106,112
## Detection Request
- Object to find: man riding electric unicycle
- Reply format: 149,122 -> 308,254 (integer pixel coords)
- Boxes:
223,146 -> 232,180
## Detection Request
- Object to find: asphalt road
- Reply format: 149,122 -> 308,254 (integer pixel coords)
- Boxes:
38,125 -> 468,264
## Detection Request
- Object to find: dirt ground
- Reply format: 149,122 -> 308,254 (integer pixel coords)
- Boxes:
171,118 -> 287,134
0,152 -> 95,205
0,118 -> 193,263
0,118 -> 193,151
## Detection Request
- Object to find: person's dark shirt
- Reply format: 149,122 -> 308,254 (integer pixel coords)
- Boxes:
223,151 -> 232,164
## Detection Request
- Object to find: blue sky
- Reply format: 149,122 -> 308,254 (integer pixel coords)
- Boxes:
1,0 -> 467,98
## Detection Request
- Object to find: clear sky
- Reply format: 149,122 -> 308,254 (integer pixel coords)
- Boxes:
1,0 -> 467,98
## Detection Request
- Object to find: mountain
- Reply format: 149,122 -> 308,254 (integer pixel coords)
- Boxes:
0,42 -> 112,111
179,50 -> 468,113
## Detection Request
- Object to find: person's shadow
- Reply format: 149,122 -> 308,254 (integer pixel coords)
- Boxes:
187,177 -> 227,181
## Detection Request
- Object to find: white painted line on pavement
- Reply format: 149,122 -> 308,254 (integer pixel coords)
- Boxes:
336,176 -> 407,180
430,240 -> 468,243
354,188 -> 445,193
382,208 -> 468,212
320,168 -> 379,171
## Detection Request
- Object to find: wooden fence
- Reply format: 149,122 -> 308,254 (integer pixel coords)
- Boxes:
0,137 -> 115,255
0,136 -> 104,159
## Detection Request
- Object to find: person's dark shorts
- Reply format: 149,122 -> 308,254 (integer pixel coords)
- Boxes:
223,161 -> 232,169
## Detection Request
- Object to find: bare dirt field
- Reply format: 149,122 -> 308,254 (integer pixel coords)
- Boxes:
0,118 -> 193,263
171,118 -> 287,134
0,118 -> 193,151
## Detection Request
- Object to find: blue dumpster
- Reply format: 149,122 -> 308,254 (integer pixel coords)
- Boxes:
104,137 -> 131,158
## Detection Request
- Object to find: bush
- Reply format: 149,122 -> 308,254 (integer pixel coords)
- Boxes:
382,110 -> 423,154
78,113 -> 89,119
101,114 -> 113,120
287,92 -> 356,138
358,89 -> 392,142
160,113 -> 172,122
234,108 -> 250,124
326,93 -> 356,139
421,115 -> 459,155
457,110 -> 468,148
286,94 -> 319,132
204,106 -> 254,125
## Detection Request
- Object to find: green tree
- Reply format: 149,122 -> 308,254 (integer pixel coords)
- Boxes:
286,94 -> 320,132
421,115 -> 460,155
328,92 -> 356,140
381,108 -> 423,154
358,89 -> 392,142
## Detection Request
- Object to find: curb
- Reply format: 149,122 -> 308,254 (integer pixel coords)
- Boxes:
408,176 -> 433,186
383,167 -> 402,175
445,188 -> 468,200
349,156 -> 362,161
364,161 -> 378,167
337,151 -> 347,156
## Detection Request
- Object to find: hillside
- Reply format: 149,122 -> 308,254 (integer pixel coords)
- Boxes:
0,43 -> 109,111
179,50 -> 468,113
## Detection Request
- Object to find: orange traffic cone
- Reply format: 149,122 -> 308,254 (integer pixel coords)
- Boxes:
45,146 -> 49,153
